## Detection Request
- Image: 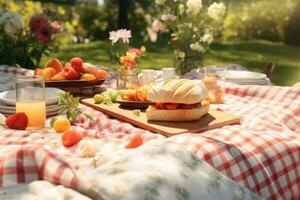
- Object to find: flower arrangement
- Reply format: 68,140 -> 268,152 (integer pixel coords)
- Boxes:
153,0 -> 226,75
119,47 -> 146,69
108,29 -> 145,67
108,29 -> 145,89
0,9 -> 62,69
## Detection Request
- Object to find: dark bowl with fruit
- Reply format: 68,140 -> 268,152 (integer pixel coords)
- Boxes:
36,57 -> 109,95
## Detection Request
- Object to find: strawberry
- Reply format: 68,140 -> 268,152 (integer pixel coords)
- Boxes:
5,112 -> 28,130
70,57 -> 85,74
64,66 -> 80,80
125,134 -> 143,149
61,130 -> 83,147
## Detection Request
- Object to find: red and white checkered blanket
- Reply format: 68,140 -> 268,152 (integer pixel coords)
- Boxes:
0,66 -> 299,199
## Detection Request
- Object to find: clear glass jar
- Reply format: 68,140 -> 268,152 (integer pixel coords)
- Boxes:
116,67 -> 137,89
203,66 -> 227,104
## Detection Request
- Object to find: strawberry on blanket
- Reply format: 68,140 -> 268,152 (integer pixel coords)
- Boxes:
5,112 -> 28,130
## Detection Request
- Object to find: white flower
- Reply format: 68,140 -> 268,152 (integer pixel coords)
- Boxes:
177,51 -> 185,59
0,12 -> 23,37
201,33 -> 214,44
190,42 -> 205,53
187,0 -> 202,15
155,0 -> 166,5
10,13 -> 22,30
76,139 -> 101,158
109,29 -> 132,44
4,23 -> 18,36
208,2 -> 226,21
152,20 -> 165,32
179,4 -> 185,15
161,14 -> 177,21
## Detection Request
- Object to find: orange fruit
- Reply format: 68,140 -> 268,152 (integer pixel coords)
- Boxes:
85,67 -> 108,79
34,68 -> 43,76
43,68 -> 57,81
53,118 -> 71,133
44,58 -> 63,73
96,70 -> 109,79
51,73 -> 66,81
80,73 -> 96,81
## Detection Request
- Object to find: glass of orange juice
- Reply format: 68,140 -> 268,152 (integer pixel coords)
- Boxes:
15,76 -> 46,130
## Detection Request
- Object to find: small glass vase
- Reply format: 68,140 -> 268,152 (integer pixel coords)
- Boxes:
175,50 -> 203,75
116,67 -> 137,89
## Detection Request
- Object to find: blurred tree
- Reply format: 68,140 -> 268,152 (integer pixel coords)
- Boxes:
284,1 -> 300,46
118,0 -> 129,28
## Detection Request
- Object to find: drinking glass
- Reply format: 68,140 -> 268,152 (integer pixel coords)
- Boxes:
138,69 -> 156,85
15,76 -> 46,130
204,66 -> 227,80
162,68 -> 176,80
203,66 -> 226,104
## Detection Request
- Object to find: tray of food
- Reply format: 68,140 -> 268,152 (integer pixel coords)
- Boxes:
82,79 -> 240,137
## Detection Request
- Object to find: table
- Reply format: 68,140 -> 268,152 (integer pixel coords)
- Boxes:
0,66 -> 299,199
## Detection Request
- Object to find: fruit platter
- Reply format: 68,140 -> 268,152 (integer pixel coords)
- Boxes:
35,57 -> 109,88
92,85 -> 154,109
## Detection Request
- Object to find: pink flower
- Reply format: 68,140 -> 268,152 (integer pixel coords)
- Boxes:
29,14 -> 46,31
127,48 -> 142,59
35,24 -> 51,44
50,21 -> 61,33
161,14 -> 177,21
123,60 -> 137,68
152,20 -> 165,32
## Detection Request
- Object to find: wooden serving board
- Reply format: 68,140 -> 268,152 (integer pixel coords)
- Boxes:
82,98 -> 240,137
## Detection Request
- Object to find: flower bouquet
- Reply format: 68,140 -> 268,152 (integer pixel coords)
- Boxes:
153,0 -> 226,75
108,29 -> 145,89
0,9 -> 62,69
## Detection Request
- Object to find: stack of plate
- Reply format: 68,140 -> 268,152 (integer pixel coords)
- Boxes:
224,70 -> 271,85
0,88 -> 64,117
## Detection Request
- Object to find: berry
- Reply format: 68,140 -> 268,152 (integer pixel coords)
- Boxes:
61,130 -> 83,147
125,135 -> 143,149
6,112 -> 28,130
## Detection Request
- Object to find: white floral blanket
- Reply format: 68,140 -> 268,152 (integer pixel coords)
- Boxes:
0,139 -> 264,200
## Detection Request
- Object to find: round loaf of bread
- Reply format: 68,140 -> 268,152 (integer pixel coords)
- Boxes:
146,105 -> 209,121
147,79 -> 208,104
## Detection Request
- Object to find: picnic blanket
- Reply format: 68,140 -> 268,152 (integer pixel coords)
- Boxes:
0,66 -> 300,199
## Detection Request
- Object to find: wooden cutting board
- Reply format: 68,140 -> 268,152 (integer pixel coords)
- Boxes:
81,98 -> 240,137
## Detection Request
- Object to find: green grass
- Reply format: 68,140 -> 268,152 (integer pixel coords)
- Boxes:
46,40 -> 300,86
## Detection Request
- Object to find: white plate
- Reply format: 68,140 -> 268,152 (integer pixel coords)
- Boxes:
227,78 -> 270,84
0,73 -> 13,83
0,101 -> 59,110
225,70 -> 266,80
0,88 -> 64,106
0,110 -> 60,117
226,79 -> 271,85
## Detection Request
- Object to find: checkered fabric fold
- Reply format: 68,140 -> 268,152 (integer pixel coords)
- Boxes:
0,67 -> 299,200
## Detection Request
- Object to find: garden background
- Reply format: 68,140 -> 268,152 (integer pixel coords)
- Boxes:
1,0 -> 300,86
